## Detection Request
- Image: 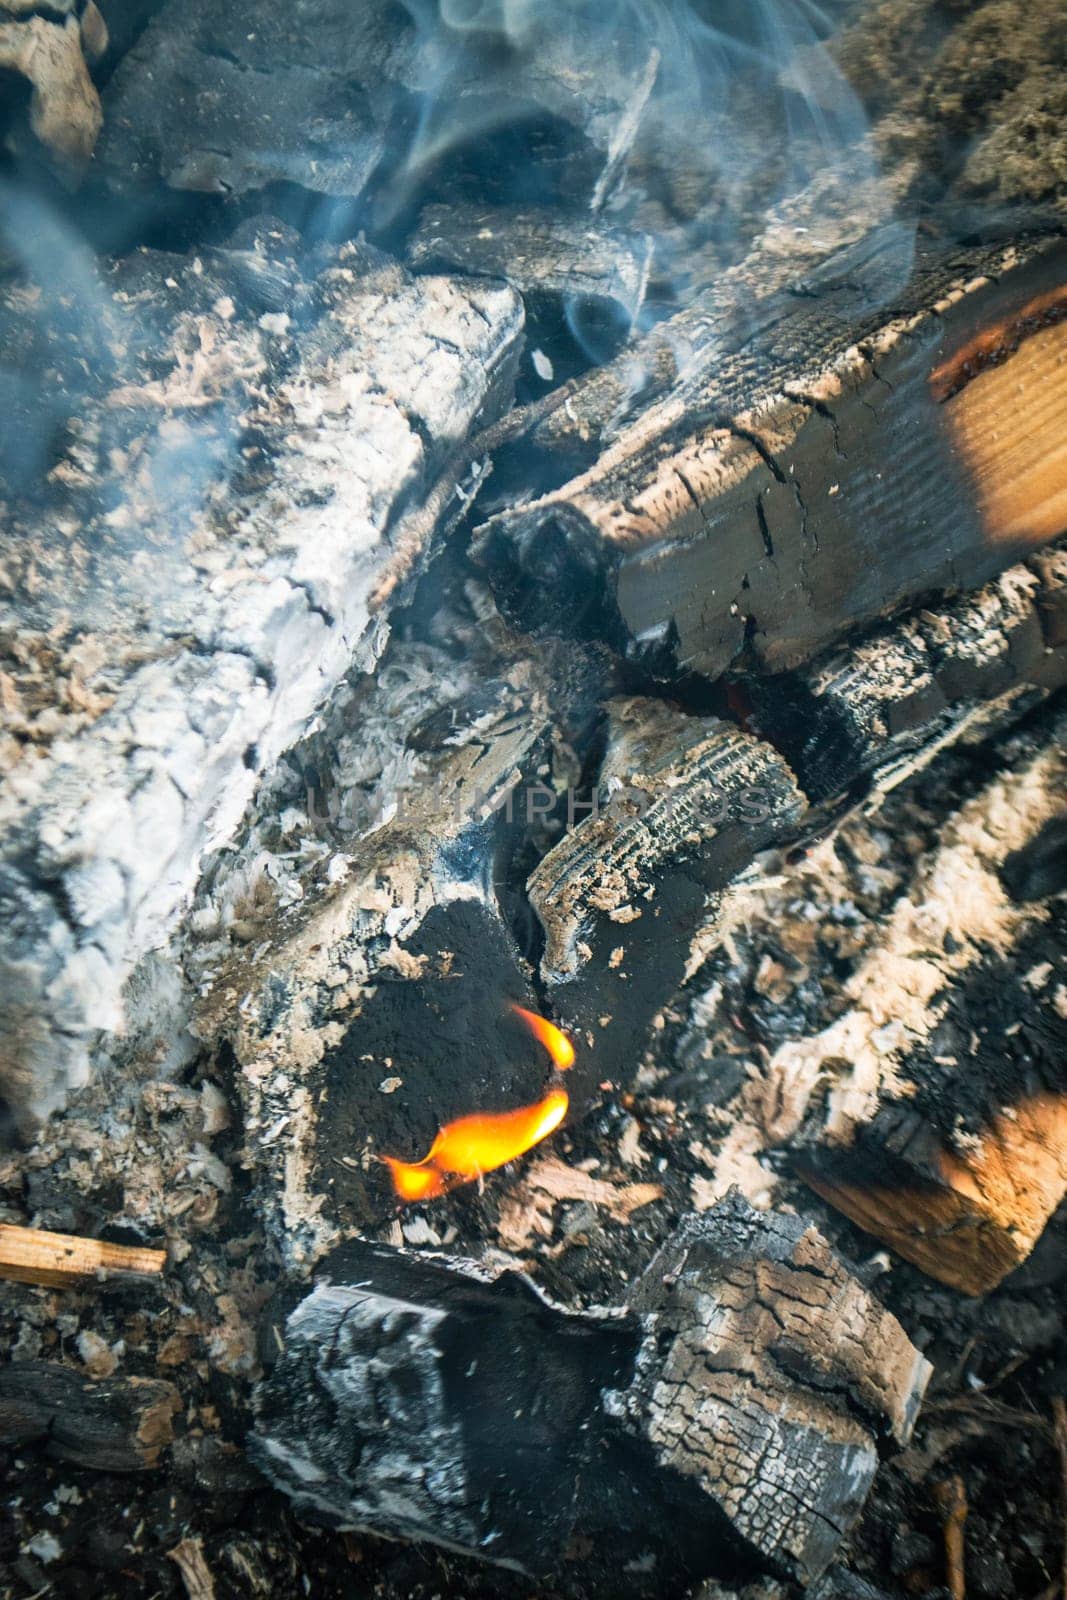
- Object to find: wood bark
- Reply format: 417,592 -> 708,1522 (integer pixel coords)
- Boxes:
474,229 -> 1067,681
0,1360 -> 180,1470
251,1192 -> 930,1592
0,223 -> 523,1125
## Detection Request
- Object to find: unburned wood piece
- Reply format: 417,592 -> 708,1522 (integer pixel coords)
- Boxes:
0,1222 -> 166,1287
251,1193 -> 929,1593
475,230 -> 1067,682
0,1360 -> 180,1469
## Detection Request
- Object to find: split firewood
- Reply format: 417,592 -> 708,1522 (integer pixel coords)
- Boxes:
251,1193 -> 930,1594
0,1360 -> 180,1470
758,710 -> 1067,1295
0,222 -> 522,1125
749,546 -> 1067,801
528,696 -> 807,1094
0,1222 -> 165,1287
475,229 -> 1067,681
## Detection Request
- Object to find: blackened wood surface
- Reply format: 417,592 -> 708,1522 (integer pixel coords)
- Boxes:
251,1195 -> 929,1592
0,1361 -> 179,1470
475,230 -> 1067,681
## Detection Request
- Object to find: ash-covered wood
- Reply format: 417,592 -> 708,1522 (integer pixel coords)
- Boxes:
251,1194 -> 929,1592
528,696 -> 807,1094
192,646 -> 556,1266
749,547 -> 1067,802
756,713 -> 1067,1295
408,204 -> 653,347
0,1360 -> 180,1470
0,222 -> 522,1125
475,230 -> 1067,680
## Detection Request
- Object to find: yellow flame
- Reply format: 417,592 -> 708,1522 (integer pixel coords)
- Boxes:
511,1004 -> 575,1071
384,1006 -> 575,1203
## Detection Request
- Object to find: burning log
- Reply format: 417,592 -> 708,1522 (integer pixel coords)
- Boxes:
0,1361 -> 180,1471
194,649 -> 558,1265
758,709 -> 1067,1295
475,229 -> 1067,680
251,1193 -> 930,1593
0,223 -> 523,1125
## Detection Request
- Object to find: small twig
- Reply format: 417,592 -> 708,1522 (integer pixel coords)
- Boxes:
1052,1396 -> 1067,1600
934,1473 -> 968,1600
0,1222 -> 165,1288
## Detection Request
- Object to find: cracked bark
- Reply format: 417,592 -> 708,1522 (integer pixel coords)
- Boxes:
251,1193 -> 930,1593
474,228 -> 1067,681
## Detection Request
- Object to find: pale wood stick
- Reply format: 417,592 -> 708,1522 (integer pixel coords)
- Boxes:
0,1222 -> 165,1287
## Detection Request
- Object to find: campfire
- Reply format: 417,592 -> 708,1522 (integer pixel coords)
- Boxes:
1,2 -> 1065,1598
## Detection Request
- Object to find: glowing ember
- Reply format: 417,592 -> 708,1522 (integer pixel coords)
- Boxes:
384,1005 -> 575,1202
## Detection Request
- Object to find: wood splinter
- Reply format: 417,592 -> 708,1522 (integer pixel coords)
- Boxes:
0,1222 -> 166,1288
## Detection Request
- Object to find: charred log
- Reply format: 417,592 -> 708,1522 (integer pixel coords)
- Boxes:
755,711 -> 1067,1295
528,697 -> 807,1097
0,1360 -> 180,1470
0,224 -> 523,1124
748,546 -> 1067,802
251,1193 -> 930,1593
475,229 -> 1067,681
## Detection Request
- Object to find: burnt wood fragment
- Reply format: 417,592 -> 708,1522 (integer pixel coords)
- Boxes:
251,1193 -> 930,1593
408,203 -> 653,354
749,547 -> 1067,801
528,697 -> 807,1094
756,713 -> 1067,1294
0,225 -> 522,1124
0,1360 -> 180,1470
475,230 -> 1067,681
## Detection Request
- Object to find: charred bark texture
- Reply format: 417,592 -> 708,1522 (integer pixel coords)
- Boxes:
528,697 -> 807,1095
0,1360 -> 180,1470
757,711 -> 1067,1295
475,229 -> 1067,681
251,1193 -> 930,1593
749,546 -> 1067,801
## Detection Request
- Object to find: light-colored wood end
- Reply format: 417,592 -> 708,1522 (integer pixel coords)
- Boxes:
0,1223 -> 166,1288
938,294 -> 1067,548
801,1092 -> 1067,1296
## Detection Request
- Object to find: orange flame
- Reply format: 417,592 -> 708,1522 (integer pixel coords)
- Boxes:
384,1006 -> 575,1202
